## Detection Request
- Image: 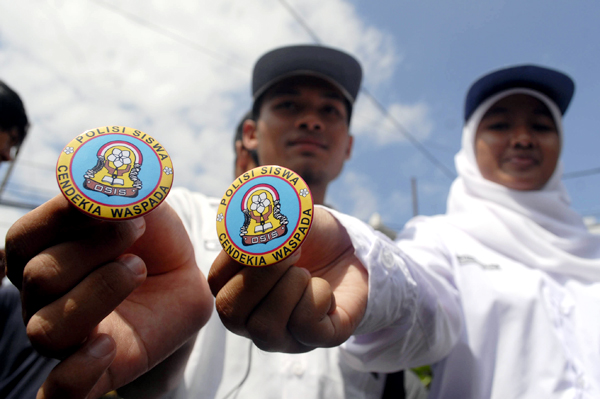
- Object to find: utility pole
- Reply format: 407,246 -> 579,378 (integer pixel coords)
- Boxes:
411,177 -> 418,216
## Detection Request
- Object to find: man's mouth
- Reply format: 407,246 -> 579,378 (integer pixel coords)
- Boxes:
288,138 -> 327,151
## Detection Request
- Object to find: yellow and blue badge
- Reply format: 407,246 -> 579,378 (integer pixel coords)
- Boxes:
56,126 -> 173,220
216,165 -> 313,267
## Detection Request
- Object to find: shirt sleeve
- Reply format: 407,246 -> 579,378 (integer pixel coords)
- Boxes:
322,207 -> 463,372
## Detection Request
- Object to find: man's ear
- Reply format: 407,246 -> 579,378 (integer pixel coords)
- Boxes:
242,120 -> 258,151
345,134 -> 354,160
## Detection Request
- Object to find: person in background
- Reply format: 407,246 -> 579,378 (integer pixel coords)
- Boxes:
208,64 -> 600,398
0,79 -> 58,399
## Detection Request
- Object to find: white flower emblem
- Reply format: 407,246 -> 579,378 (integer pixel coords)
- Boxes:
63,146 -> 74,155
299,188 -> 309,198
250,192 -> 270,214
163,166 -> 173,175
107,148 -> 131,168
216,213 -> 224,222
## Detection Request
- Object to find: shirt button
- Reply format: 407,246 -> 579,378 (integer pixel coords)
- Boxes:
292,362 -> 305,376
381,249 -> 395,270
560,300 -> 573,316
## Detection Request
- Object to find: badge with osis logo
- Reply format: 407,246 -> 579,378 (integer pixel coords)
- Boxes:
216,165 -> 313,267
56,126 -> 173,220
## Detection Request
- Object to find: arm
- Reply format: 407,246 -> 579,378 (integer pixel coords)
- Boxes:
334,211 -> 463,372
5,195 -> 214,399
209,207 -> 462,371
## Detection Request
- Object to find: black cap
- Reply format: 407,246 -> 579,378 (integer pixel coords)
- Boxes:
252,45 -> 362,114
464,64 -> 575,121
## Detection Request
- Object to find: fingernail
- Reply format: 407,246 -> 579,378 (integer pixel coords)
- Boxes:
87,335 -> 114,359
121,255 -> 145,276
130,217 -> 146,233
299,267 -> 311,278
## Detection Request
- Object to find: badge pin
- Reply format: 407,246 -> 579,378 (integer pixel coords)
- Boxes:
216,165 -> 313,267
56,126 -> 174,220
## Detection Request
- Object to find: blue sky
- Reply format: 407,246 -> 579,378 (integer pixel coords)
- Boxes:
1,0 -> 599,240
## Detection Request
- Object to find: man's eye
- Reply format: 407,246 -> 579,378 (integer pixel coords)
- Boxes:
275,101 -> 296,110
323,105 -> 345,119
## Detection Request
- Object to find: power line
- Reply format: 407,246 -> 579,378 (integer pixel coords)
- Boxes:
277,0 -> 323,44
276,0 -> 456,180
6,182 -> 57,197
0,199 -> 39,210
13,159 -> 56,171
89,0 -> 249,73
563,167 -> 600,180
360,89 -> 456,179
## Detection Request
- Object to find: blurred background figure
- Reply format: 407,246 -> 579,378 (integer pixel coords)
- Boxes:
0,79 -> 58,399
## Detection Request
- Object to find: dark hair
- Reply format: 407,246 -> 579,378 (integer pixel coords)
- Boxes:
0,80 -> 29,143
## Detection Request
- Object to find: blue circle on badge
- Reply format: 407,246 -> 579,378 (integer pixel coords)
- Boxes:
225,175 -> 300,255
70,134 -> 161,206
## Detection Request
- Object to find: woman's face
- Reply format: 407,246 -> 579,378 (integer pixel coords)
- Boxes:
474,94 -> 560,191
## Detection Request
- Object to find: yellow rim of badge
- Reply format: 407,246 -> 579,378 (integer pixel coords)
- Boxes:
216,165 -> 314,267
56,126 -> 174,220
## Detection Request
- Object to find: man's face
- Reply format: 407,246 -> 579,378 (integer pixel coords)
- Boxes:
243,76 -> 353,188
475,94 -> 560,191
0,127 -> 19,162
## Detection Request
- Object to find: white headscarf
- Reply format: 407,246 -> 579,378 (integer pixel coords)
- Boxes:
443,87 -> 600,281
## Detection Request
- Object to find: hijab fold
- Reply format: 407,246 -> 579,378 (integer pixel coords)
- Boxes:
442,88 -> 600,281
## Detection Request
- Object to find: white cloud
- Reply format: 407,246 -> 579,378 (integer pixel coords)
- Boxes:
328,170 -> 379,222
351,97 -> 434,145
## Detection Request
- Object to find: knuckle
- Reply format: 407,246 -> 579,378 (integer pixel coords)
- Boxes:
22,254 -> 62,295
27,315 -> 63,358
215,294 -> 246,334
91,265 -> 130,302
247,316 -> 285,349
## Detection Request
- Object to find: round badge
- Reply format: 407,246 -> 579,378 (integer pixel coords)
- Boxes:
56,126 -> 174,220
216,165 -> 314,267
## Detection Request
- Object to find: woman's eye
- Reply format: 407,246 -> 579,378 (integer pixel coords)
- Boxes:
532,123 -> 555,132
487,122 -> 510,131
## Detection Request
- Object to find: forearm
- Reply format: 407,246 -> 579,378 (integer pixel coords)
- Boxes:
324,207 -> 463,371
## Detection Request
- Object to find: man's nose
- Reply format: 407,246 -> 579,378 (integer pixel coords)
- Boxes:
296,112 -> 323,131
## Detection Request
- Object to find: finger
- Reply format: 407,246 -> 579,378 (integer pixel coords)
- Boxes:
207,250 -> 245,297
37,334 -> 116,399
288,277 -> 343,347
212,250 -> 302,336
208,248 -> 302,296
20,218 -> 146,318
245,266 -> 311,352
130,203 -> 198,275
6,195 -> 98,289
27,254 -> 146,358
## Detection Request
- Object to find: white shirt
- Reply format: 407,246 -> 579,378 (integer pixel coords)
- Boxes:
166,188 -> 387,399
333,209 -> 600,399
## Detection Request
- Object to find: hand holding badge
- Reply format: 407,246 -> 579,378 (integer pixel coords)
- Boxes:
216,165 -> 313,266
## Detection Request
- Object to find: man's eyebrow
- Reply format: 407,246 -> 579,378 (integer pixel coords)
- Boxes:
321,91 -> 345,101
